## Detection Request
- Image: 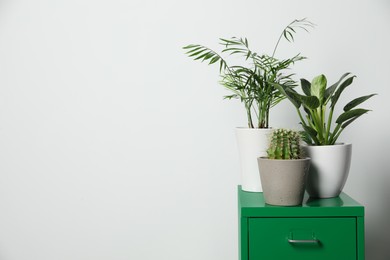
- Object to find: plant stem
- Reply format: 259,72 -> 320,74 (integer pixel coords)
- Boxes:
332,128 -> 343,145
246,103 -> 254,128
265,102 -> 270,128
297,109 -> 307,127
311,109 -> 324,143
329,124 -> 342,144
325,107 -> 334,144
271,20 -> 297,57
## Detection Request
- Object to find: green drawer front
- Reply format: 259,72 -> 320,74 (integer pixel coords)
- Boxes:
249,217 -> 357,260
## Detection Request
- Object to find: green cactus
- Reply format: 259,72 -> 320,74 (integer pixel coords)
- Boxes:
267,129 -> 301,160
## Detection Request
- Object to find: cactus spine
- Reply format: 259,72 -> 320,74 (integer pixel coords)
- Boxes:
267,129 -> 301,159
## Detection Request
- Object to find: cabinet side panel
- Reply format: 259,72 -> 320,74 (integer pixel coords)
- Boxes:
239,217 -> 248,260
357,216 -> 365,260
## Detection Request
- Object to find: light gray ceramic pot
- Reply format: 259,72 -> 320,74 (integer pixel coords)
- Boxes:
302,144 -> 352,198
257,157 -> 311,206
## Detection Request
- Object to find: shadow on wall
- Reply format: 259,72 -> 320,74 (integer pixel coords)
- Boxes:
365,171 -> 390,260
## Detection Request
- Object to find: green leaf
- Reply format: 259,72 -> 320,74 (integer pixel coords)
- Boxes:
303,106 -> 311,116
208,56 -> 219,65
182,44 -> 199,50
324,72 -> 350,104
310,74 -> 327,105
219,38 -> 239,45
324,83 -> 338,105
343,94 -> 376,111
184,46 -> 202,54
335,108 -> 370,124
246,50 -> 252,60
285,89 -> 303,108
341,115 -> 363,129
224,94 -> 238,100
274,84 -> 301,108
331,74 -> 356,108
300,130 -> 313,145
193,51 -> 210,61
221,47 -> 245,53
219,59 -> 225,73
300,95 -> 320,110
188,49 -> 205,57
300,78 -> 311,96
300,124 -> 319,145
301,124 -> 317,137
203,52 -> 215,61
287,31 -> 294,41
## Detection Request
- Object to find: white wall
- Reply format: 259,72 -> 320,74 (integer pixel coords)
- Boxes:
0,0 -> 388,259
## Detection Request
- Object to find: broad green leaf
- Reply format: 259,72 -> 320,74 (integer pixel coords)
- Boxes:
331,75 -> 356,108
300,130 -> 313,145
303,106 -> 311,116
343,94 -> 376,111
301,124 -> 318,144
335,108 -> 370,124
341,115 -> 363,129
274,84 -> 301,108
324,83 -> 338,105
300,78 -> 311,96
324,72 -> 350,104
301,124 -> 317,136
310,74 -> 327,105
300,95 -> 320,110
285,88 -> 303,108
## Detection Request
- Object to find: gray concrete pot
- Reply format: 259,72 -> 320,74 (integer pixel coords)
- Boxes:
257,157 -> 311,206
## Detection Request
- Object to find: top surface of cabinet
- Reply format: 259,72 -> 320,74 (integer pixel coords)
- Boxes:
238,186 -> 364,217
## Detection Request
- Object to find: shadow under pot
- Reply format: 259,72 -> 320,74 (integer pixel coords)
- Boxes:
302,143 -> 352,199
257,157 -> 311,206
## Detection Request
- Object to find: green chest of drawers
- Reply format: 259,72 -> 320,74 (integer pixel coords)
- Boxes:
238,186 -> 365,260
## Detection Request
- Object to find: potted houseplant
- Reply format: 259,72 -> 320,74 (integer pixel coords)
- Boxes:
275,73 -> 376,198
257,129 -> 311,206
183,18 -> 314,192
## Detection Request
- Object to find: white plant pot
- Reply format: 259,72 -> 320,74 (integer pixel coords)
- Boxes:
302,143 -> 352,198
235,128 -> 273,192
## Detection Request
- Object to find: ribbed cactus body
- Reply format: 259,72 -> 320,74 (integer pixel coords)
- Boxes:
267,129 -> 301,159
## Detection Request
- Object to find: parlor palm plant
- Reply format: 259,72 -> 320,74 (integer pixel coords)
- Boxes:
183,18 -> 315,128
183,18 -> 314,192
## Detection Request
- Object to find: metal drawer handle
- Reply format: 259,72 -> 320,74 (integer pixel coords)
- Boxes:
288,239 -> 319,244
